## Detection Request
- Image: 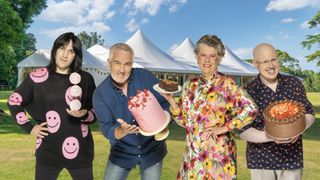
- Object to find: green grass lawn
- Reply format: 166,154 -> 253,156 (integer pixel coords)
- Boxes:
1,91 -> 319,179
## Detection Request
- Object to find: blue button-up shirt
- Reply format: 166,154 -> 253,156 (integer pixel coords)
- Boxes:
241,73 -> 314,170
93,68 -> 170,169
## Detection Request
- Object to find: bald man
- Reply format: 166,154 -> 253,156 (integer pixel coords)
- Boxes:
239,43 -> 315,180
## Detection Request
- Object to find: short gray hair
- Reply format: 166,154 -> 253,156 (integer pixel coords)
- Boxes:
109,43 -> 134,60
194,35 -> 225,58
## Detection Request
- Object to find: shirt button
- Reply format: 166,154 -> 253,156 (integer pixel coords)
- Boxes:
135,133 -> 138,135
138,146 -> 141,148
138,155 -> 141,157
133,119 -> 135,122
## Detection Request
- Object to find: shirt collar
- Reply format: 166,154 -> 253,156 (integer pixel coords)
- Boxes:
199,72 -> 221,86
256,73 -> 283,88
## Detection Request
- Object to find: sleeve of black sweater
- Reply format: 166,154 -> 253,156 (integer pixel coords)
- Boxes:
7,75 -> 35,133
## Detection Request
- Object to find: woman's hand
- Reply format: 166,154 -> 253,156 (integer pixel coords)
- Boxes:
66,109 -> 87,118
160,93 -> 180,112
30,122 -> 49,138
160,93 -> 175,104
203,126 -> 228,141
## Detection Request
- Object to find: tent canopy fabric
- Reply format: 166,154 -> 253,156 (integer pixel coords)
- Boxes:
170,37 -> 258,76
17,48 -> 108,86
87,44 -> 144,69
18,30 -> 259,86
126,30 -> 200,73
17,49 -> 51,68
221,45 -> 258,76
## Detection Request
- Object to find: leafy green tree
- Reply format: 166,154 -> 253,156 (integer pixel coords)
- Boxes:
301,11 -> 320,66
302,70 -> 320,92
244,50 -> 301,76
276,49 -> 301,76
78,31 -> 105,49
0,0 -> 46,86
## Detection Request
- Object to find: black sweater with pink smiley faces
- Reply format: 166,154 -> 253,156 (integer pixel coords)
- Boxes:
7,68 -> 96,168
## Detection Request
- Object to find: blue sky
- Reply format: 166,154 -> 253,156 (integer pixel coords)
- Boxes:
27,0 -> 320,72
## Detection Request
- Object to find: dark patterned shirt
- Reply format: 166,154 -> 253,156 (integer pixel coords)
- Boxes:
241,73 -> 314,170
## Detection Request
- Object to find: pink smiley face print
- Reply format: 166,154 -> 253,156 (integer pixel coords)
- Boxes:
46,110 -> 61,133
16,112 -> 29,125
81,124 -> 88,137
30,68 -> 49,83
36,137 -> 42,149
8,92 -> 23,106
62,137 -> 79,159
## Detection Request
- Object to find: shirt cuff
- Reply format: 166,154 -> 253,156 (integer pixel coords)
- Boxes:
108,125 -> 118,146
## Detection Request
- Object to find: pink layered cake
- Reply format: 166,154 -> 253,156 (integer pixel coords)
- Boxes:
128,89 -> 168,135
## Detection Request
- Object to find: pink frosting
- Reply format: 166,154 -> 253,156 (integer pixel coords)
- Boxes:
128,89 -> 167,133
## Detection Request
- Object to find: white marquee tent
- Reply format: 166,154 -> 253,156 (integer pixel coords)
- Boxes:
87,44 -> 144,70
126,30 -> 200,73
17,48 -> 108,86
171,37 -> 258,76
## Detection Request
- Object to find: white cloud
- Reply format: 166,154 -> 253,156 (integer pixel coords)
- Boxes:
125,18 -> 149,32
126,18 -> 149,32
266,0 -> 320,11
105,11 -> 116,19
281,17 -> 295,23
39,0 -> 115,24
37,0 -> 114,37
301,20 -> 310,29
233,47 -> 253,59
134,0 -> 163,16
169,4 -> 178,12
124,0 -> 187,16
35,1 -> 187,41
141,18 -> 149,24
41,22 -> 111,39
126,18 -> 140,32
122,0 -> 187,32
279,32 -> 289,39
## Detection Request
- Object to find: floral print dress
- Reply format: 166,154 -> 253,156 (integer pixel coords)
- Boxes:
173,73 -> 257,180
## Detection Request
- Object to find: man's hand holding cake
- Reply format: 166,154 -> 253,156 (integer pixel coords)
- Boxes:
115,118 -> 139,140
263,100 -> 307,143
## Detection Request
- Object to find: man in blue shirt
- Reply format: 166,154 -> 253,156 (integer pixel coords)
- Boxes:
93,43 -> 169,180
239,43 -> 315,180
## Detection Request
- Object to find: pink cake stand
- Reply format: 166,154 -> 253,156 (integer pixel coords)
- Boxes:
139,110 -> 171,137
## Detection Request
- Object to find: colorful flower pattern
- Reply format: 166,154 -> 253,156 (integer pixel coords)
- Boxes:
174,73 -> 257,180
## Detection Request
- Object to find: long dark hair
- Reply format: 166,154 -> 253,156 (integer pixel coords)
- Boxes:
48,32 -> 83,73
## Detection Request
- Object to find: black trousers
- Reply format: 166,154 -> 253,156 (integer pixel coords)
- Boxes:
35,163 -> 93,180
